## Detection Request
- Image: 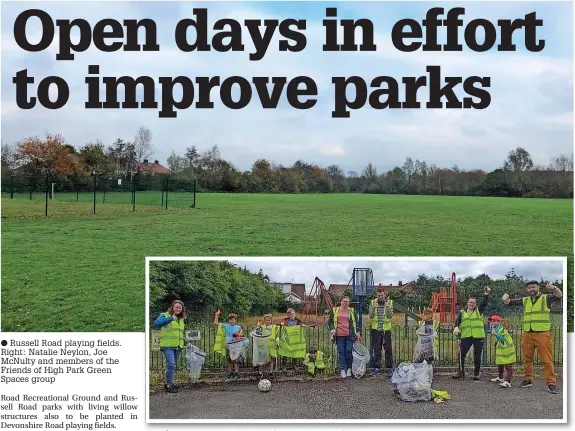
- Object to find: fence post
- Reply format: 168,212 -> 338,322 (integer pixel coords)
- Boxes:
192,179 -> 196,208
132,173 -> 137,212
45,172 -> 49,216
165,176 -> 169,209
92,172 -> 97,214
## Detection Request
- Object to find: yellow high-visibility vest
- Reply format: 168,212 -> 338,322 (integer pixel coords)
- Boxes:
213,324 -> 227,355
494,328 -> 516,365
303,351 -> 326,373
522,295 -> 551,332
159,313 -> 185,349
370,299 -> 393,331
333,307 -> 357,335
278,325 -> 306,358
460,309 -> 485,339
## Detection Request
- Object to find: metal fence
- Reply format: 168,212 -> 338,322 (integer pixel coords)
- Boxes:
149,323 -> 563,373
1,171 -> 197,217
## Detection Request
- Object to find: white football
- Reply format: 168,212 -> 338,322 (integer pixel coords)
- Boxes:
258,379 -> 271,392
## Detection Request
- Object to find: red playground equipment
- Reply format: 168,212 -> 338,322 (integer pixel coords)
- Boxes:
301,277 -> 334,324
430,272 -> 458,324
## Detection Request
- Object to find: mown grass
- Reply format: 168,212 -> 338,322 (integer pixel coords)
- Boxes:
1,193 -> 572,332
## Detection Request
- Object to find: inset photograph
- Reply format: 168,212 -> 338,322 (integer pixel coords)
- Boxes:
146,257 -> 566,422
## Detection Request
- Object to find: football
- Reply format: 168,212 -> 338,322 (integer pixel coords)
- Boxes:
258,379 -> 272,392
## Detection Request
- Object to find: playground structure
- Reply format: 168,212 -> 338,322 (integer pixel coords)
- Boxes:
349,268 -> 375,332
430,272 -> 458,324
301,268 -> 376,329
301,277 -> 334,325
301,269 -> 459,327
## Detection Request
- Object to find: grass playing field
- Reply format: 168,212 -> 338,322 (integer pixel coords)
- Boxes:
1,193 -> 572,332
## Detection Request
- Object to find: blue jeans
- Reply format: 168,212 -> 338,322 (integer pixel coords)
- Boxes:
161,348 -> 181,386
335,336 -> 353,372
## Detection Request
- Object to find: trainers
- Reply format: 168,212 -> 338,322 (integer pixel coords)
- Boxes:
165,385 -> 178,393
472,374 -> 480,381
518,380 -> 533,388
547,384 -> 558,394
340,370 -> 347,378
491,377 -> 504,383
500,381 -> 511,388
370,368 -> 379,376
346,369 -> 352,377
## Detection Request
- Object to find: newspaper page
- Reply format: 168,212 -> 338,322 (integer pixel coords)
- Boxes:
1,0 -> 572,430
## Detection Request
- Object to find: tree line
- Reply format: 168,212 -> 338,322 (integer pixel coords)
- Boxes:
2,129 -> 572,198
149,260 -> 288,323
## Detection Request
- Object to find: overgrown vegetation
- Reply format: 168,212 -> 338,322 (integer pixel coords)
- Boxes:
149,261 -> 287,321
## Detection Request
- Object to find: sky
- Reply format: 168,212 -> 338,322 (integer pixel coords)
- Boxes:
1,1 -> 573,173
228,258 -> 564,291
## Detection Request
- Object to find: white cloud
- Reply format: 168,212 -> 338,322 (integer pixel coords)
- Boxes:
1,1 -> 572,173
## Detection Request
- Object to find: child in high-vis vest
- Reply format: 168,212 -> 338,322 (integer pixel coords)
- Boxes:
303,347 -> 326,376
488,314 -> 516,388
213,309 -> 244,378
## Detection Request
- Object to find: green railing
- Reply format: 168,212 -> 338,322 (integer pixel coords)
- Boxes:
149,323 -> 563,372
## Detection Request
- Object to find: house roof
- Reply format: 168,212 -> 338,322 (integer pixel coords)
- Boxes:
137,160 -> 170,174
291,283 -> 306,300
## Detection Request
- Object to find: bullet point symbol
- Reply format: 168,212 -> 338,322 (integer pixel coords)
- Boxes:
1,340 -> 7,347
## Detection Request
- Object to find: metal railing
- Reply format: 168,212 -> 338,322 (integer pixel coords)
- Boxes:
149,323 -> 562,372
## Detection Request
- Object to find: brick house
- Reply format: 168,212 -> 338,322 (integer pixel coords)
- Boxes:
137,159 -> 171,175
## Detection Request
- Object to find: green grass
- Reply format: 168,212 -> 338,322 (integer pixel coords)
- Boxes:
1,193 -> 572,332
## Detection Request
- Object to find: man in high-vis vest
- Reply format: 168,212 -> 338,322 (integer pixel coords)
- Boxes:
502,280 -> 562,394
452,287 -> 491,380
368,287 -> 394,376
153,300 -> 186,393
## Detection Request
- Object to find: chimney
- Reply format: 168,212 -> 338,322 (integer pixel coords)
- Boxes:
398,281 -> 403,287
154,160 -> 159,164
143,159 -> 148,164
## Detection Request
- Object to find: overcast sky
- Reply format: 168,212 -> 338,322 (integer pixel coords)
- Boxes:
228,258 -> 564,291
2,1 -> 573,173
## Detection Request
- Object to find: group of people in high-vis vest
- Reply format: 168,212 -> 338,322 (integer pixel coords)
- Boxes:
451,281 -> 562,394
154,280 -> 562,394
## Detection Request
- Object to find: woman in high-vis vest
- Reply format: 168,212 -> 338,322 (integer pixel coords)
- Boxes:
328,296 -> 361,378
452,287 -> 490,380
502,280 -> 562,394
153,300 -> 187,393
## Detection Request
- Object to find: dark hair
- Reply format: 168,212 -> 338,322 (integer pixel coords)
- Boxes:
309,346 -> 317,353
228,313 -> 237,320
525,280 -> 540,287
377,286 -> 386,293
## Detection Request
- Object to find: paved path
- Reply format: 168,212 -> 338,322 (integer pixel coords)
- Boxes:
149,375 -> 563,420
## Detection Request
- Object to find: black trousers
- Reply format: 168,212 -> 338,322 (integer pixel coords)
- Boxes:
370,329 -> 393,369
459,337 -> 484,374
